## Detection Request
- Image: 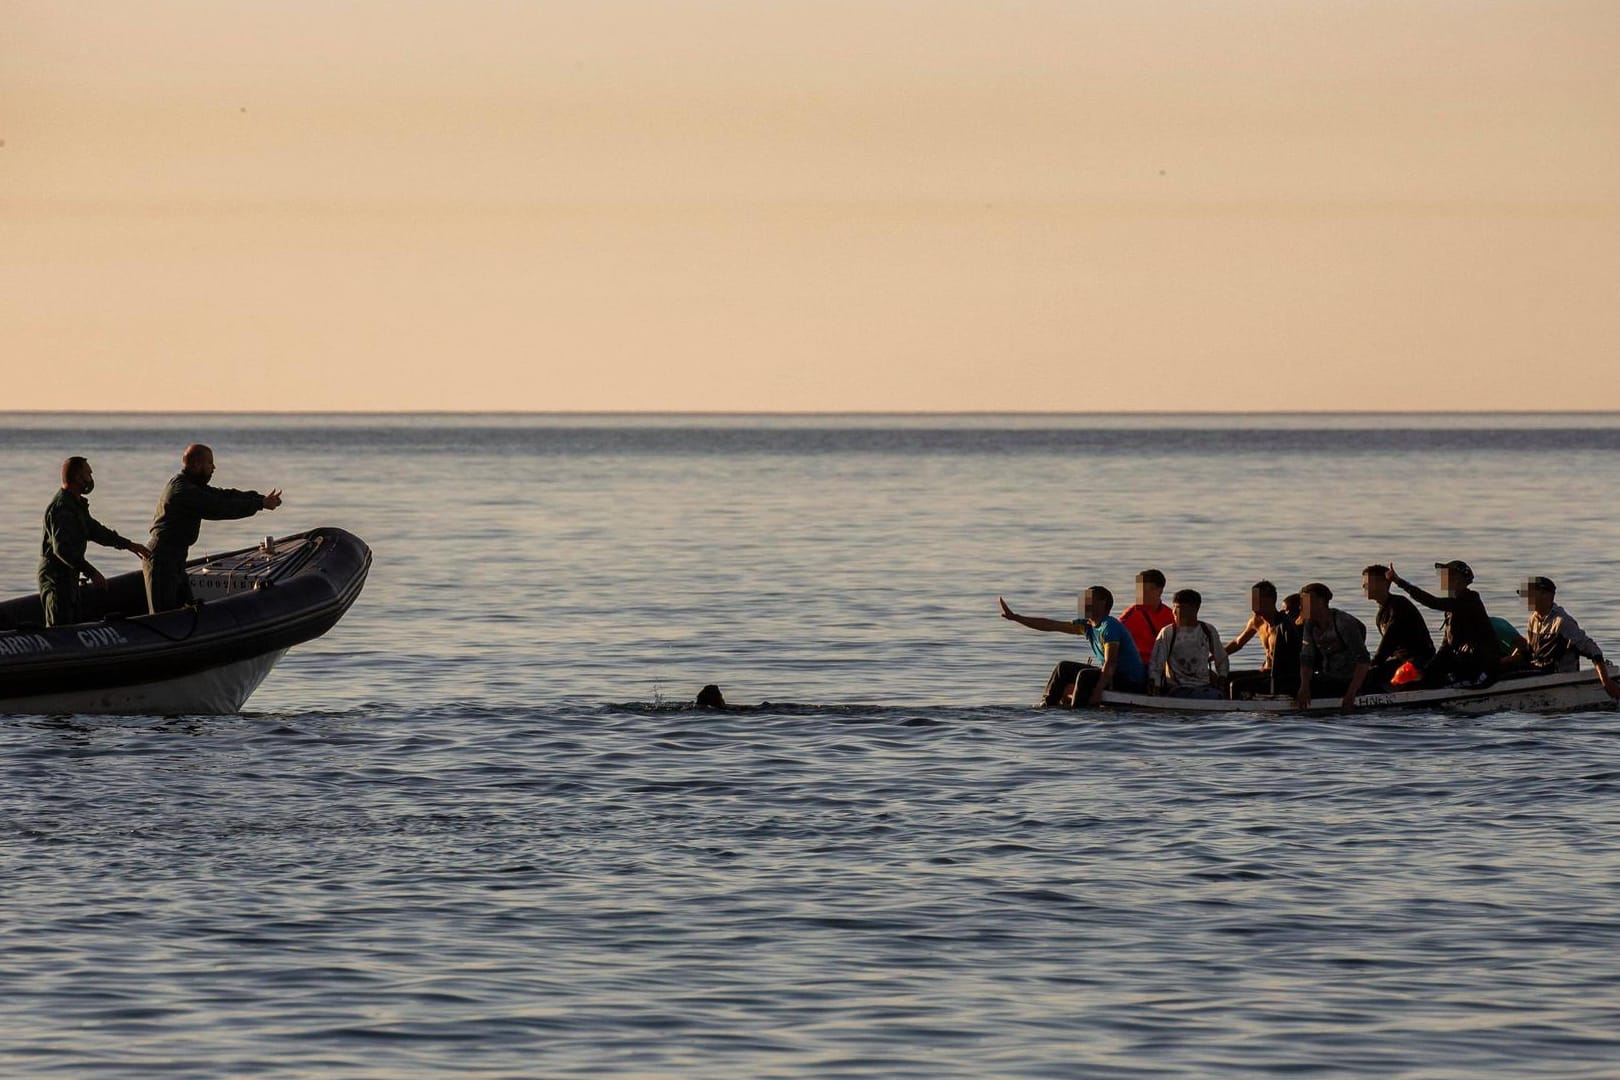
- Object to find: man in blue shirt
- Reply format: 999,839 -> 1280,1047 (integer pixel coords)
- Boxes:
999,585 -> 1147,706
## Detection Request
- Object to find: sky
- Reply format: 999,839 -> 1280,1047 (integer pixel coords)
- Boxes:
4,0 -> 1618,412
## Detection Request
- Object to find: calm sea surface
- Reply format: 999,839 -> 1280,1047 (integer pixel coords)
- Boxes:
3,413 -> 1620,1077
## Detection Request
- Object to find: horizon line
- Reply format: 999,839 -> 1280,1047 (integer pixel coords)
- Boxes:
6,408 -> 1620,418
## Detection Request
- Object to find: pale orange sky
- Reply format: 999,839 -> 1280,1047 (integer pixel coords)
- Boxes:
4,0 -> 1618,411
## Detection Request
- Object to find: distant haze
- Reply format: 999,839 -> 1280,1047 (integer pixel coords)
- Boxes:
5,1 -> 1617,411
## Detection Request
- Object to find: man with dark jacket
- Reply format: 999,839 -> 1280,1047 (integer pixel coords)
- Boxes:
1387,559 -> 1498,688
38,457 -> 151,626
1362,563 -> 1436,689
145,444 -> 283,613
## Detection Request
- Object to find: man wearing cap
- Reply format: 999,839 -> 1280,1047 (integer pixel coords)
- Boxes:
38,456 -> 151,626
1507,577 -> 1620,698
1386,560 -> 1498,688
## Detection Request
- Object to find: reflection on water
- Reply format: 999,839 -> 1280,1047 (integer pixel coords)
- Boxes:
7,705 -> 1620,1077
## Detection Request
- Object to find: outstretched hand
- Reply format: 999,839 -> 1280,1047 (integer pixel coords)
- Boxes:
998,597 -> 1018,621
129,542 -> 152,561
1385,562 -> 1398,583
263,489 -> 283,511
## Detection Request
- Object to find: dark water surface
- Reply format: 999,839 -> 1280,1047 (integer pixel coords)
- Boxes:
4,414 -> 1620,1077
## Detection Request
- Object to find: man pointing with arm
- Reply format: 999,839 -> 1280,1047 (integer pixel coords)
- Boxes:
145,444 -> 283,614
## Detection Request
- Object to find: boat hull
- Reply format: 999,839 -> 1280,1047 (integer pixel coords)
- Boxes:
0,648 -> 288,716
1073,666 -> 1620,714
0,527 -> 370,716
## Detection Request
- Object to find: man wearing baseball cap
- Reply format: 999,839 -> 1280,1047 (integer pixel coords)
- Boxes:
1385,559 -> 1499,688
1508,576 -> 1620,699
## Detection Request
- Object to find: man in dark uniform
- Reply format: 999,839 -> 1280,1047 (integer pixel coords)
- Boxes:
38,457 -> 151,627
145,444 -> 283,613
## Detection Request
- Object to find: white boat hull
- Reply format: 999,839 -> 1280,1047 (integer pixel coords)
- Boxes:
1,648 -> 287,717
1082,666 -> 1620,715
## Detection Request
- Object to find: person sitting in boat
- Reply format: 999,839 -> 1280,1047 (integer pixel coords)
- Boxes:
1503,577 -> 1620,699
1147,589 -> 1228,699
145,444 -> 283,614
1385,560 -> 1498,688
1119,568 -> 1175,664
1491,616 -> 1529,660
999,586 -> 1147,706
1225,580 -> 1301,697
1294,582 -> 1372,709
1361,564 -> 1435,691
37,456 -> 151,627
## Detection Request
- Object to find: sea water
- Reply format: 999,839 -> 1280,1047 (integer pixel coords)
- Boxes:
2,413 -> 1619,1077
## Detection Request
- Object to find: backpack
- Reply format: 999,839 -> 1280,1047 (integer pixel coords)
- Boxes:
1165,621 -> 1222,679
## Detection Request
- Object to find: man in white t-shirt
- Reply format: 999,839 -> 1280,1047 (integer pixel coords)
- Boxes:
1148,589 -> 1228,699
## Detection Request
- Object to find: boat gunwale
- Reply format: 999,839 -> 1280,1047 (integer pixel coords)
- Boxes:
1078,665 -> 1620,713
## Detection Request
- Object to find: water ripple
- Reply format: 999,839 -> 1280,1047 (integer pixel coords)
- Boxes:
5,705 -> 1620,1077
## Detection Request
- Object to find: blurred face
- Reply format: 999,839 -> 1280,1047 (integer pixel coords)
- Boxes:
73,463 -> 95,494
1363,573 -> 1388,602
1137,575 -> 1163,606
1082,589 -> 1109,624
1439,568 -> 1459,597
1302,591 -> 1330,624
1172,598 -> 1198,626
1523,585 -> 1553,612
1250,587 -> 1275,614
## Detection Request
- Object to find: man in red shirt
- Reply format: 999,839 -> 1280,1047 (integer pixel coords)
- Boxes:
1119,568 -> 1174,663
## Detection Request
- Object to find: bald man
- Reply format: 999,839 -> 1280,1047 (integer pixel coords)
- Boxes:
38,456 -> 151,626
145,444 -> 283,613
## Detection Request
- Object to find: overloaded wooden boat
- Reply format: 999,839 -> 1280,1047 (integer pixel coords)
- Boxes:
0,527 -> 370,715
1043,662 -> 1620,715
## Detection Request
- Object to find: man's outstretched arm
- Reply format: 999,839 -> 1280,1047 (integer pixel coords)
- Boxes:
999,597 -> 1086,635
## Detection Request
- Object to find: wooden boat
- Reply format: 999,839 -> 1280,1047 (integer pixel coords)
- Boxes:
1044,664 -> 1620,715
0,527 -> 370,715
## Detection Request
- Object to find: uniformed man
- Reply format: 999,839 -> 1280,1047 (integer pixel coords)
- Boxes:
145,444 -> 283,613
38,456 -> 151,627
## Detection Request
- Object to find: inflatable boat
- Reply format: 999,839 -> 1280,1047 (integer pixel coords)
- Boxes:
1041,660 -> 1619,715
0,527 -> 371,715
